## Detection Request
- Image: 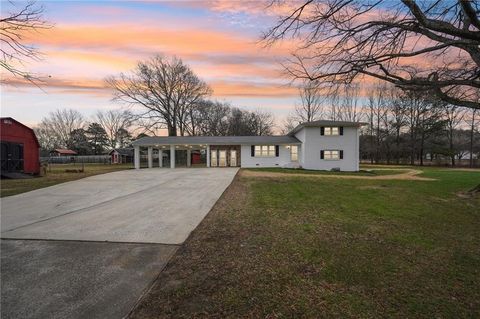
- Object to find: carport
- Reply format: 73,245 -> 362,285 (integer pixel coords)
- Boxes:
137,144 -> 209,169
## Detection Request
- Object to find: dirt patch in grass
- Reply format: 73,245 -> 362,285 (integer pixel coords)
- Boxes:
357,184 -> 391,190
242,168 -> 435,181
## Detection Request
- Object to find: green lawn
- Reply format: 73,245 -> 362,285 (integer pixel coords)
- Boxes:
0,163 -> 133,197
248,167 -> 407,176
132,167 -> 480,318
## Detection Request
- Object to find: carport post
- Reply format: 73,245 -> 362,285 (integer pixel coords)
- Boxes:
170,145 -> 175,168
134,146 -> 140,169
147,147 -> 153,168
187,149 -> 191,167
159,149 -> 163,168
206,145 -> 210,167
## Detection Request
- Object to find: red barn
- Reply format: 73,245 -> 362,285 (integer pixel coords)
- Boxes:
0,117 -> 40,175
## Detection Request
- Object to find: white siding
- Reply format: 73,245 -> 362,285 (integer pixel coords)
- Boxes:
294,126 -> 359,171
240,145 -> 293,168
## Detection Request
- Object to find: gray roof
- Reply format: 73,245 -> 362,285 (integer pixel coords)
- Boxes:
288,120 -> 367,135
132,135 -> 301,146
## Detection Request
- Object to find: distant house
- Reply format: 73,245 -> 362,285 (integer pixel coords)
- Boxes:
0,117 -> 40,175
50,149 -> 77,157
109,148 -> 134,164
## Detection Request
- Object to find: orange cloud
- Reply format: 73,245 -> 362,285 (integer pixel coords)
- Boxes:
212,80 -> 297,97
2,75 -> 298,99
28,23 -> 295,59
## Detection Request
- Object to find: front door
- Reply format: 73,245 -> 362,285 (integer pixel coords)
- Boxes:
230,150 -> 237,166
219,150 -> 227,167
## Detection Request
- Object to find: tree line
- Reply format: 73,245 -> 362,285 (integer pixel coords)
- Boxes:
35,109 -> 135,156
34,102 -> 274,156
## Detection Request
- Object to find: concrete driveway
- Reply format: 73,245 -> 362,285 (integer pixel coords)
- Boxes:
1,168 -> 238,319
1,168 -> 238,244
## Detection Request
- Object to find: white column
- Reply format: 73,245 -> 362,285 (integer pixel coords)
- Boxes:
159,149 -> 163,168
206,145 -> 210,167
147,147 -> 153,168
134,146 -> 140,169
170,145 -> 175,168
187,149 -> 191,167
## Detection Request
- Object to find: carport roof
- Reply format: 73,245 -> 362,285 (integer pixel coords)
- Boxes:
132,135 -> 301,146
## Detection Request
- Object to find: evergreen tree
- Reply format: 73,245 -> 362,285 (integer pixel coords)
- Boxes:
86,123 -> 109,154
67,129 -> 90,155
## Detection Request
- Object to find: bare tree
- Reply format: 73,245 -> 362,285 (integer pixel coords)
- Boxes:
249,109 -> 275,136
95,109 -> 135,149
444,104 -> 466,166
189,100 -> 230,136
37,109 -> 85,149
325,89 -> 341,121
295,80 -> 324,122
263,0 -> 480,110
389,88 -> 408,164
33,125 -> 57,153
465,108 -> 479,167
1,1 -> 51,81
280,113 -> 299,135
106,55 -> 212,136
337,83 -> 362,122
364,83 -> 389,163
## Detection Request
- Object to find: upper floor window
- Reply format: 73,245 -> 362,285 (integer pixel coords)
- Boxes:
321,126 -> 344,136
254,145 -> 276,157
324,127 -> 339,135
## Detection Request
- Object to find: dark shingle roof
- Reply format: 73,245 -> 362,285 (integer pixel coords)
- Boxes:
288,120 -> 367,135
132,135 -> 300,146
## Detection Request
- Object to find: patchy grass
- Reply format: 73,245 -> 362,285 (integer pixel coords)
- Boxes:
132,167 -> 480,319
0,163 -> 133,197
248,167 -> 407,176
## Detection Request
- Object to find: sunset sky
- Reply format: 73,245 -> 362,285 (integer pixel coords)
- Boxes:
1,0 -> 301,129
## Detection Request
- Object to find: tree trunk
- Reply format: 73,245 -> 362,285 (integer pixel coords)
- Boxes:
168,125 -> 177,136
470,110 -> 476,168
410,131 -> 415,166
450,139 -> 455,167
395,128 -> 401,164
419,131 -> 425,166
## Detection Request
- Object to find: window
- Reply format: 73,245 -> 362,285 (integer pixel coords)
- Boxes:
254,145 -> 276,157
219,150 -> 227,167
321,150 -> 343,160
211,150 -> 217,166
290,145 -> 298,161
324,127 -> 339,136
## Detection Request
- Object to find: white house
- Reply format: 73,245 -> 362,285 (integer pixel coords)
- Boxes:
132,120 -> 365,171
